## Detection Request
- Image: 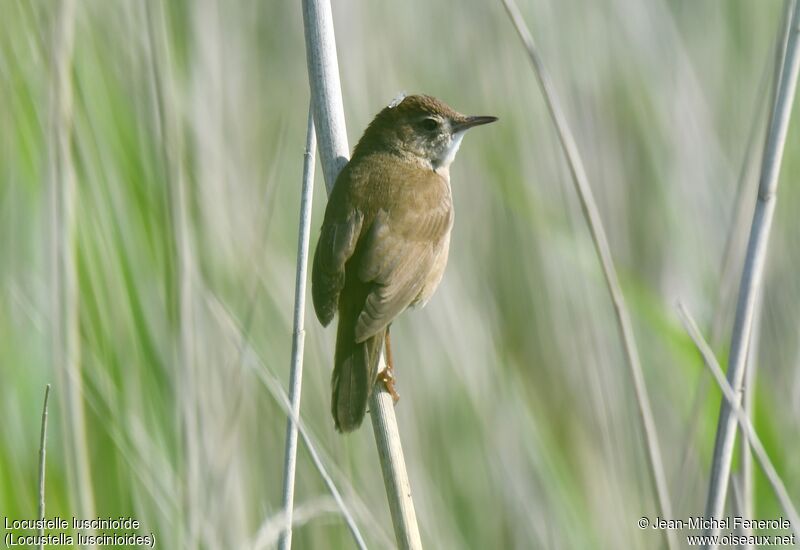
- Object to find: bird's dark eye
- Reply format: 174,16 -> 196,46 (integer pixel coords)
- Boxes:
420,117 -> 439,131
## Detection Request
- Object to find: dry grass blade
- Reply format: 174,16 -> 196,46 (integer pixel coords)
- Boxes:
705,1 -> 800,536
678,303 -> 800,539
500,1 -> 676,547
253,498 -> 339,549
278,107 -> 317,550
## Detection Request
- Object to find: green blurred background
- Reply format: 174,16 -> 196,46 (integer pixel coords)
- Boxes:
1,0 -> 798,548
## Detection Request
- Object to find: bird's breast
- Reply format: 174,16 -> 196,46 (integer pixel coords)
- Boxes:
412,222 -> 452,308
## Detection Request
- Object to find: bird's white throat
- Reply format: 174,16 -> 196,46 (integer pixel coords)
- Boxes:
433,131 -> 465,173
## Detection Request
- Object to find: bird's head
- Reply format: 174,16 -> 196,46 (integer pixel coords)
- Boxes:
354,94 -> 497,171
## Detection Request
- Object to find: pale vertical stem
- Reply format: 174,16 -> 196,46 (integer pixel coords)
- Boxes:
705,2 -> 800,539
728,70 -> 791,534
710,54 -> 776,348
370,390 -> 423,549
674,45 -> 773,513
678,304 -> 800,540
738,297 -> 761,549
300,0 -> 348,193
278,108 -> 317,550
736,10 -> 792,536
48,0 -> 98,542
769,0 -> 795,126
38,384 -> 52,550
300,1 -> 421,548
500,2 -> 676,548
675,9 -> 787,513
711,0 -> 791,348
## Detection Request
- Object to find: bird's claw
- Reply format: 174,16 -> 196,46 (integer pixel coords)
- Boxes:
378,367 -> 400,404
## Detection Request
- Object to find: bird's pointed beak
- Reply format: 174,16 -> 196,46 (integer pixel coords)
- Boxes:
453,115 -> 498,133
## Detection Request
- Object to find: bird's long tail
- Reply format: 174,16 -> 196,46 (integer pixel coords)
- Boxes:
332,300 -> 383,432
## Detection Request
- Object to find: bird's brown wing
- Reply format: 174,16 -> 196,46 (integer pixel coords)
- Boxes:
311,175 -> 364,326
353,182 -> 453,343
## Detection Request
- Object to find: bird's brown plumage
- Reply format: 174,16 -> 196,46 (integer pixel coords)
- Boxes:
311,94 -> 494,432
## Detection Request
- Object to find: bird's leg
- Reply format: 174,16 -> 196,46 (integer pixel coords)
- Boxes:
378,325 -> 400,404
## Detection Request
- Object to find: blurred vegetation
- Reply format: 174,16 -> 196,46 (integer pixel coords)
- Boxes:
1,0 -> 798,548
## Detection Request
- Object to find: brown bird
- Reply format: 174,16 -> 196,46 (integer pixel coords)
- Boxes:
311,94 -> 497,432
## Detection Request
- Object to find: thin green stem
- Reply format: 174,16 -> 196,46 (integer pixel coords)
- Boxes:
37,384 -> 51,550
